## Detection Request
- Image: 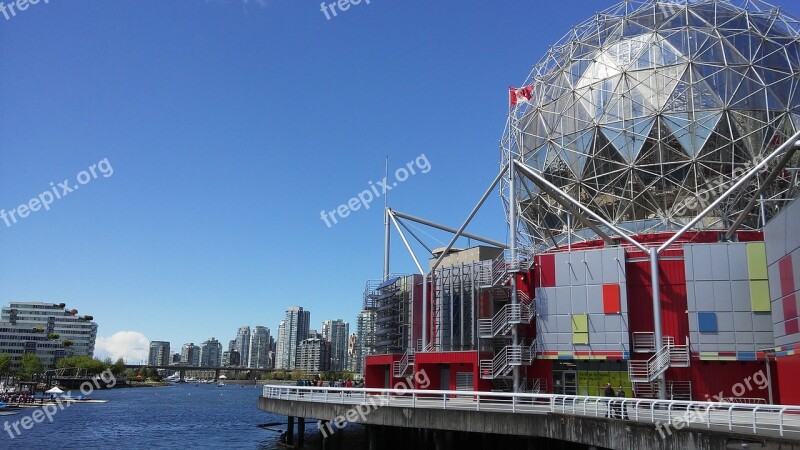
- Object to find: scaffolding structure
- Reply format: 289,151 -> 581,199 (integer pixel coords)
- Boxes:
364,275 -> 420,355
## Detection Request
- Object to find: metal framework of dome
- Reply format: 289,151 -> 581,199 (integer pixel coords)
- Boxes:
502,0 -> 800,251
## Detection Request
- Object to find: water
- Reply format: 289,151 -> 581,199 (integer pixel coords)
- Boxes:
1,383 -> 366,449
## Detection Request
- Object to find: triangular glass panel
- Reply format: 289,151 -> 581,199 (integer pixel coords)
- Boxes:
665,65 -> 722,112
662,111 -> 722,156
606,34 -> 651,70
660,8 -> 689,31
562,130 -> 594,179
568,59 -> 592,87
601,74 -> 656,122
523,144 -> 549,172
729,67 -> 770,109
716,11 -> 749,32
576,53 -> 622,89
600,117 -> 655,163
729,110 -> 769,160
622,19 -> 650,38
719,35 -> 749,65
633,34 -> 685,69
629,64 -> 686,112
756,39 -> 790,71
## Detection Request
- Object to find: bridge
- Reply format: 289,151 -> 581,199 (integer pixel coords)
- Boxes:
260,385 -> 800,449
124,364 -> 275,381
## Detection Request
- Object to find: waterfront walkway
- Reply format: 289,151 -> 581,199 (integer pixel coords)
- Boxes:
261,385 -> 800,447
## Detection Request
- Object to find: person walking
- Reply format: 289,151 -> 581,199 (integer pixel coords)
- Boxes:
603,383 -> 616,418
616,386 -> 627,419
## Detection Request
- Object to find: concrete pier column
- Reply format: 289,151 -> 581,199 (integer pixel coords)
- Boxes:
368,425 -> 379,450
287,416 -> 295,446
433,431 -> 444,450
297,417 -> 305,448
320,420 -> 330,450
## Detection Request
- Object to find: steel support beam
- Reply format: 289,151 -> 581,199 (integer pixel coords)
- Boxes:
384,208 -> 391,281
650,248 -> 667,400
394,215 -> 435,255
514,160 -> 646,252
391,210 -> 509,250
724,146 -> 798,239
389,211 -> 425,275
509,160 -> 521,393
659,131 -> 800,253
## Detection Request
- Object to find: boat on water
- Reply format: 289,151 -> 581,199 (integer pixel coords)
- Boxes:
165,374 -> 181,383
217,382 -> 224,387
0,402 -> 21,416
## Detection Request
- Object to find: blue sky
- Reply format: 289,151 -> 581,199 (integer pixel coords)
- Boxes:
2,0 -> 799,362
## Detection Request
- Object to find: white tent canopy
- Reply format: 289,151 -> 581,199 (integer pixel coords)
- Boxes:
45,387 -> 64,395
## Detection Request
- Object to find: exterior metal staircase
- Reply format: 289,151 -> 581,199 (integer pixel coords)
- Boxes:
479,250 -> 535,288
479,341 -> 537,380
627,336 -> 690,383
392,348 -> 415,377
478,291 -> 536,339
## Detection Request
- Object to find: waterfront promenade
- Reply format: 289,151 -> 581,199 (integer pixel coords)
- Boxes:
260,385 -> 800,449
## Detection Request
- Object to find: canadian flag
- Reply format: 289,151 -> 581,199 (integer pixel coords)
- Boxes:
509,85 -> 534,107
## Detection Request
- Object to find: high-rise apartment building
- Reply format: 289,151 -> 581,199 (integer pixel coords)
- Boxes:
355,310 -> 376,374
328,319 -> 349,372
200,338 -> 222,367
235,326 -> 251,368
0,302 -> 98,369
275,321 -> 286,370
248,326 -> 271,369
148,341 -> 171,366
180,343 -> 200,367
296,338 -> 330,373
321,320 -> 331,341
277,307 -> 310,370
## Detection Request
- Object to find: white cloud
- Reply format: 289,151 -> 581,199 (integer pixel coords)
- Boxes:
95,331 -> 150,363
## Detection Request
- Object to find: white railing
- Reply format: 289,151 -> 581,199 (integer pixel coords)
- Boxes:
668,342 -> 690,367
724,397 -> 768,404
480,342 -> 537,380
262,385 -> 800,440
633,381 -> 693,400
528,377 -> 547,394
633,332 -> 656,353
629,336 -> 690,382
628,345 -> 671,383
478,301 -> 536,339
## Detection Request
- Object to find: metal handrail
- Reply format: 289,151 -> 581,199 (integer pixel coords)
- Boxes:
629,345 -> 671,382
479,302 -> 536,339
262,385 -> 800,439
393,348 -> 415,377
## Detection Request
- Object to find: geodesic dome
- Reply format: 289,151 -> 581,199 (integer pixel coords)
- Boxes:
504,0 -> 800,250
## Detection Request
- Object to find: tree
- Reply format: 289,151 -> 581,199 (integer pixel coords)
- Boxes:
55,356 -> 108,375
20,354 -> 43,381
110,358 -> 126,376
0,353 -> 10,377
62,340 -> 73,347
